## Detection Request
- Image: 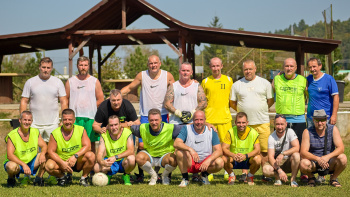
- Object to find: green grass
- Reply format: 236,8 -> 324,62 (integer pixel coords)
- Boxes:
1,142 -> 349,196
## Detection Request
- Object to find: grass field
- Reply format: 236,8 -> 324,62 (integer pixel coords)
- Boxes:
0,141 -> 349,197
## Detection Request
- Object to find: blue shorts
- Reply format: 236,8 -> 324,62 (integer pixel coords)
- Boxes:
138,114 -> 169,143
104,158 -> 125,175
4,155 -> 38,178
232,159 -> 250,170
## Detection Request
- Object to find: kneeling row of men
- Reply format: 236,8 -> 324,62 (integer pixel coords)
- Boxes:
4,108 -> 346,187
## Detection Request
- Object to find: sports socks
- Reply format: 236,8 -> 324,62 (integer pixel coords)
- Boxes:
182,173 -> 189,181
140,161 -> 156,176
247,172 -> 254,177
162,164 -> 176,177
229,172 -> 235,177
201,171 -> 209,177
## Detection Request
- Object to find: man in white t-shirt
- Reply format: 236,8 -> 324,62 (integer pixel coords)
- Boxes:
20,57 -> 68,142
263,114 -> 300,187
230,59 -> 274,181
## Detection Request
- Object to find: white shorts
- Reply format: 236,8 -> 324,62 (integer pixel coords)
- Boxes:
140,150 -> 170,168
31,123 -> 59,142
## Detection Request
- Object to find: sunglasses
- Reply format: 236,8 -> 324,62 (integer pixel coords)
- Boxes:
275,114 -> 286,119
314,119 -> 327,123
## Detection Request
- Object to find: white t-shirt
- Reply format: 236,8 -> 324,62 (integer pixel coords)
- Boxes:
268,128 -> 298,159
230,76 -> 273,125
22,75 -> 66,125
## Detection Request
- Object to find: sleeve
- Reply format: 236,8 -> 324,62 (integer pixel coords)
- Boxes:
211,130 -> 220,146
57,78 -> 67,97
124,100 -> 138,121
288,128 -> 298,141
329,76 -> 339,95
222,131 -> 232,145
130,125 -> 141,138
230,84 -> 237,101
21,79 -> 31,98
254,137 -> 260,145
265,79 -> 274,99
94,107 -> 105,124
176,126 -> 187,142
268,135 -> 274,149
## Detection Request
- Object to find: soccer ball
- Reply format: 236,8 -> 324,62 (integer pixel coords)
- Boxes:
92,172 -> 109,186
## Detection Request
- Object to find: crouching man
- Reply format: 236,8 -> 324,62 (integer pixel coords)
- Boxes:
94,115 -> 135,185
46,109 -> 95,186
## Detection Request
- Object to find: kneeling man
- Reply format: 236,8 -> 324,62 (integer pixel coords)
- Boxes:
263,114 -> 300,187
174,110 -> 223,187
94,115 -> 135,185
4,111 -> 47,187
300,109 -> 347,187
46,109 -> 95,186
222,112 -> 261,185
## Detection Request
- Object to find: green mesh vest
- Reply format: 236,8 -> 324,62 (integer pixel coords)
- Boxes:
101,128 -> 132,161
228,126 -> 259,155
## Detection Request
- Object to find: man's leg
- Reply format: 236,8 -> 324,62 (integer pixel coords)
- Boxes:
160,153 -> 177,185
75,151 -> 96,178
247,155 -> 262,185
289,152 -> 300,183
300,158 -> 317,186
176,149 -> 192,187
329,153 -> 347,186
136,151 -> 158,185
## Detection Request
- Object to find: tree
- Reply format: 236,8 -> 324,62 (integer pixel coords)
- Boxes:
124,46 -> 149,79
162,56 -> 179,80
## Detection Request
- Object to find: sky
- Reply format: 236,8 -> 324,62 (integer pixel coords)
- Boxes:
1,0 -> 349,74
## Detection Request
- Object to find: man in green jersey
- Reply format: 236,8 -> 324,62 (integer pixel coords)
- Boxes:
4,111 -> 47,187
94,115 -> 135,185
130,108 -> 182,185
46,109 -> 95,187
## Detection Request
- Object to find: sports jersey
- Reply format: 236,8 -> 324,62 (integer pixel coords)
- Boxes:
268,128 -> 298,159
51,125 -> 84,161
101,128 -> 132,161
201,75 -> 233,124
224,126 -> 259,155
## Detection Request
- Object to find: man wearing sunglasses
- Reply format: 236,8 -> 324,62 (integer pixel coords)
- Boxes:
300,109 -> 347,187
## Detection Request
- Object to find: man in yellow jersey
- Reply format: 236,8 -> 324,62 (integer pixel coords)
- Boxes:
46,109 -> 95,187
222,112 -> 261,186
94,115 -> 135,185
130,108 -> 182,185
4,111 -> 47,187
201,57 -> 233,181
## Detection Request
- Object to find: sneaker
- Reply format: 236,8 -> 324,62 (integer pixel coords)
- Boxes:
122,174 -> 132,186
65,174 -> 73,185
201,175 -> 210,185
7,177 -> 16,187
179,179 -> 189,188
157,173 -> 162,184
262,175 -> 273,182
33,176 -> 45,186
162,175 -> 170,185
20,176 -> 30,187
224,173 -> 229,181
134,173 -> 144,183
47,175 -> 58,185
149,173 -> 158,185
274,180 -> 282,186
300,175 -> 308,183
247,176 -> 255,186
315,175 -> 326,185
79,177 -> 89,187
228,176 -> 236,185
107,175 -> 112,185
239,173 -> 247,183
208,174 -> 214,182
57,176 -> 67,187
192,173 -> 201,183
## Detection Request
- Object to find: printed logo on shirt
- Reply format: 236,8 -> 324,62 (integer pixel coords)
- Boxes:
119,116 -> 126,123
181,93 -> 188,96
110,146 -> 125,153
21,147 -> 36,155
62,145 -> 80,153
195,141 -> 204,144
318,87 -> 322,92
279,87 -> 297,92
77,86 -> 85,89
150,85 -> 159,88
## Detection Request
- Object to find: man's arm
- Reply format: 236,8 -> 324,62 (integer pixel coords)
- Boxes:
196,85 -> 207,110
37,134 -> 47,164
163,83 -> 175,113
300,129 -> 318,161
121,72 -> 142,96
92,121 -> 107,134
229,100 -> 237,111
47,135 -> 65,165
222,142 -> 235,158
324,125 -> 344,161
20,97 -> 29,113
6,138 -> 31,174
247,143 -> 260,158
75,129 -> 92,156
114,134 -> 134,159
59,96 -> 68,112
65,80 -> 70,104
95,80 -> 105,108
330,94 -> 339,125
167,72 -> 175,86
96,137 -> 106,165
267,98 -> 274,109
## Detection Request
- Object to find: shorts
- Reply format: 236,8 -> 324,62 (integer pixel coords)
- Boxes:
139,114 -> 169,143
104,158 -> 125,175
75,117 -> 99,142
31,123 -> 59,142
188,155 -> 211,173
232,157 -> 252,170
264,158 -> 292,173
140,150 -> 170,168
212,121 -> 232,143
311,160 -> 333,176
286,122 -> 306,145
4,155 -> 38,178
250,123 -> 270,153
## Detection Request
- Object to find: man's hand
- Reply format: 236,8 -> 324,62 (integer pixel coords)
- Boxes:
205,123 -> 217,132
275,154 -> 284,166
39,153 -> 46,165
59,162 -> 73,173
22,164 -> 31,175
180,111 -> 193,123
317,156 -> 329,169
98,127 -> 107,134
189,148 -> 199,163
103,157 -> 115,167
278,169 -> 288,182
175,110 -> 182,118
66,156 -> 77,167
235,153 -> 246,163
330,115 -> 337,125
199,159 -> 211,172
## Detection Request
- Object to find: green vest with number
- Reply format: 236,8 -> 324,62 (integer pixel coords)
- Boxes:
274,74 -> 306,115
102,128 -> 132,161
140,123 -> 175,157
4,127 -> 39,164
52,125 -> 84,161
228,126 -> 259,155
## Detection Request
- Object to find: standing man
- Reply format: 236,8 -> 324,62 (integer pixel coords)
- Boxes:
94,115 -> 135,185
66,56 -> 104,153
230,59 -> 274,182
306,57 -> 339,127
300,109 -> 347,187
164,62 -> 207,124
263,114 -> 300,187
174,110 -> 223,187
4,111 -> 47,187
20,57 -> 68,143
45,109 -> 95,187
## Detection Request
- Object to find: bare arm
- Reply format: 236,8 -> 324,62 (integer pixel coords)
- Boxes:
267,98 -> 274,109
248,143 -> 261,158
75,129 -> 92,157
300,129 -> 318,161
37,134 -> 47,164
174,137 -> 199,162
47,134 -> 65,166
330,94 -> 339,125
20,97 -> 29,113
59,96 -> 68,112
121,72 -> 142,96
65,80 -> 70,104
167,72 -> 175,86
324,125 -> 344,161
222,142 -> 235,158
121,119 -> 141,128
229,100 -> 237,111
96,137 -> 106,165
92,121 -> 107,134
284,138 -> 300,155
163,84 -> 175,113
95,80 -> 104,108
208,143 -> 223,161
7,138 -> 29,169
196,85 -> 207,110
114,134 -> 134,159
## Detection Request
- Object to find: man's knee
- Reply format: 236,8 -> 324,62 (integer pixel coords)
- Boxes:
300,159 -> 312,172
214,157 -> 224,169
252,155 -> 262,166
262,164 -> 274,177
290,152 -> 300,162
336,153 -> 347,166
125,155 -> 136,166
45,159 -> 57,172
135,152 -> 148,165
84,151 -> 96,163
6,162 -> 20,174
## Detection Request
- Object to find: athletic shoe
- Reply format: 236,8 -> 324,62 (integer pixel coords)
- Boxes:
228,176 -> 236,185
247,176 -> 255,186
300,175 -> 308,183
224,173 -> 229,181
33,176 -> 45,186
79,178 -> 89,187
122,174 -> 132,186
179,179 -> 189,188
65,174 -> 73,185
47,175 -> 58,185
315,175 -> 326,185
262,175 -> 273,182
192,173 -> 201,183
201,175 -> 210,185
274,180 -> 282,186
162,175 -> 170,185
20,176 -> 30,187
156,173 -> 162,184
57,176 -> 67,187
134,173 -> 144,183
7,177 -> 16,187
239,173 -> 247,183
149,173 -> 158,185
208,174 -> 214,182
107,175 -> 112,185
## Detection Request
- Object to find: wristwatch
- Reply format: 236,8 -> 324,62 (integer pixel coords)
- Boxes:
74,154 -> 79,159
115,155 -> 119,160
280,151 -> 285,156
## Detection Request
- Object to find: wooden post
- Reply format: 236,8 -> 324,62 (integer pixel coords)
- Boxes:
295,45 -> 305,76
97,46 -> 102,82
0,55 -> 3,73
89,44 -> 94,75
68,39 -> 73,77
122,0 -> 126,30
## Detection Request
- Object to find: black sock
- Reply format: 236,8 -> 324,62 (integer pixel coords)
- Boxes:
182,173 -> 189,181
201,171 -> 209,177
137,148 -> 144,176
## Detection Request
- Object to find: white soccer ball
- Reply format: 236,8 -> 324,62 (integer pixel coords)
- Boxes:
92,172 -> 109,186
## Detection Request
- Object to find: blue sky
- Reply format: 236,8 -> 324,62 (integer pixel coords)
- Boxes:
1,0 -> 349,74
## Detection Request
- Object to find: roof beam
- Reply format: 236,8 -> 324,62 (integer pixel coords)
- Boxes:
69,36 -> 91,59
158,35 -> 181,57
73,28 -> 178,35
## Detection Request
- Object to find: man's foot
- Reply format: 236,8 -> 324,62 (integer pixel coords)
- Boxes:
315,175 -> 326,185
262,175 -> 273,182
208,174 -> 214,182
300,175 -> 308,183
134,173 -> 144,183
122,174 -> 132,186
228,176 -> 236,185
291,181 -> 299,187
57,176 -> 67,187
33,176 -> 45,186
307,177 -> 316,187
274,180 -> 282,186
239,173 -> 247,183
107,175 -> 112,185
201,175 -> 210,185
330,179 -> 342,187
20,176 -> 30,187
192,173 -> 201,183
65,174 -> 73,185
7,177 -> 16,187
179,179 -> 189,187
247,176 -> 255,186
79,177 -> 90,187
162,174 -> 170,185
149,173 -> 158,186
47,175 -> 58,185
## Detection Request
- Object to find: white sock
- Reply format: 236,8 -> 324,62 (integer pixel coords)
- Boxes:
162,164 -> 176,177
248,172 -> 254,177
229,172 -> 235,177
141,161 -> 156,176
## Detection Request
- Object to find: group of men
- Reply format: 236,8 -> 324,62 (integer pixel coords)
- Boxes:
4,55 -> 347,188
